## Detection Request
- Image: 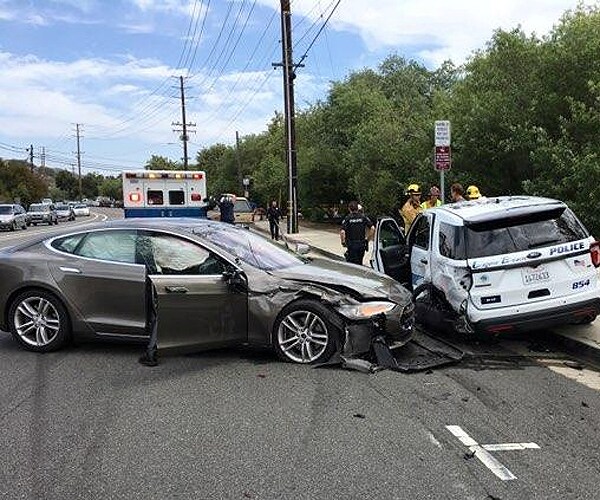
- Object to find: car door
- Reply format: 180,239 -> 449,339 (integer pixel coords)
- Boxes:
371,217 -> 411,285
48,229 -> 148,337
407,213 -> 434,289
137,231 -> 248,352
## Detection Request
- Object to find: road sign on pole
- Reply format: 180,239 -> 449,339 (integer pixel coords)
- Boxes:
434,120 -> 451,202
434,145 -> 451,171
435,120 -> 450,147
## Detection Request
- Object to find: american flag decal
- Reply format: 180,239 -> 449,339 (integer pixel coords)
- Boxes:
574,259 -> 586,267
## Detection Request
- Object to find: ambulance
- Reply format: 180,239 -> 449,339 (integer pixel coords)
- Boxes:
122,170 -> 207,218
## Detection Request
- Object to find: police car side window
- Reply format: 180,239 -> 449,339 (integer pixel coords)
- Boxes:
438,222 -> 466,260
413,216 -> 430,250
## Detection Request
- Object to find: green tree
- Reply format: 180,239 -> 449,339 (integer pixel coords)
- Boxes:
145,155 -> 182,170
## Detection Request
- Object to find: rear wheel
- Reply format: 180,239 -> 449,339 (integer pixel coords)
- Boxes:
9,290 -> 71,352
273,300 -> 338,364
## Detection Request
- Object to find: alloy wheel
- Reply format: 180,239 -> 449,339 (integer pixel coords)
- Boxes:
277,309 -> 329,363
14,296 -> 61,347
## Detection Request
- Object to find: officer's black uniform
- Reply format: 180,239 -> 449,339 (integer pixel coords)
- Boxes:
341,211 -> 373,265
218,196 -> 235,224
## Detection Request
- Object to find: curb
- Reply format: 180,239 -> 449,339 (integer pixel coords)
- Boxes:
283,234 -> 344,261
253,223 -> 344,261
549,331 -> 600,367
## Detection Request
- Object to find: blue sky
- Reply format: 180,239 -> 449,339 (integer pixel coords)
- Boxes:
0,0 -> 594,175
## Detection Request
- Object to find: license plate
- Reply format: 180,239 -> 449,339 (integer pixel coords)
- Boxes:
522,266 -> 550,285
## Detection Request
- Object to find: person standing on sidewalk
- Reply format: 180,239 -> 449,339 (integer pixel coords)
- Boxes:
340,200 -> 374,265
266,200 -> 282,240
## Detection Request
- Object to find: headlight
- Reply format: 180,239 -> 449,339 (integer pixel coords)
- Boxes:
337,301 -> 397,319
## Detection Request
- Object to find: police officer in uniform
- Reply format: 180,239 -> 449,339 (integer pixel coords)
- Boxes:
340,200 -> 374,265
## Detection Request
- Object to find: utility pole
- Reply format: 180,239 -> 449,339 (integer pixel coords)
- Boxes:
172,76 -> 196,169
274,0 -> 299,233
41,147 -> 46,169
28,144 -> 34,172
235,130 -> 242,193
75,123 -> 83,200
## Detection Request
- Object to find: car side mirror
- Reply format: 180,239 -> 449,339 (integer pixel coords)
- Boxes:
223,266 -> 247,290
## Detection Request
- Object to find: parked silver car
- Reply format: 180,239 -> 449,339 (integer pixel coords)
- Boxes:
0,204 -> 28,231
0,219 -> 414,364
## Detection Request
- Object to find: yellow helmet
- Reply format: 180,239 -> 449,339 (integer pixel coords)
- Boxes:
467,185 -> 481,199
406,183 -> 421,195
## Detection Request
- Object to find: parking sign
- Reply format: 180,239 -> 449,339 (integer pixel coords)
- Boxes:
435,120 -> 451,146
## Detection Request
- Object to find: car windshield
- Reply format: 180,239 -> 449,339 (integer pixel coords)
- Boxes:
465,207 -> 588,258
75,204 -> 87,208
29,204 -> 47,212
56,204 -> 69,210
192,226 -> 306,271
0,206 -> 14,214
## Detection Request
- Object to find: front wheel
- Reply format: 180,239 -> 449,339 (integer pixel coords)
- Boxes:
9,290 -> 71,352
273,300 -> 338,364
412,283 -> 457,334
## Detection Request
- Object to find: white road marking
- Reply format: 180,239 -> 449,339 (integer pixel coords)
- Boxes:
427,431 -> 443,449
446,425 -> 540,481
482,443 -> 540,451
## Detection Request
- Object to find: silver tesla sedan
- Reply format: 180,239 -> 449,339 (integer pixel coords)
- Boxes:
0,219 -> 413,364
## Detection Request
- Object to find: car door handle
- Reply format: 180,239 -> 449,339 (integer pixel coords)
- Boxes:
420,259 -> 428,265
59,266 -> 82,274
165,286 -> 189,294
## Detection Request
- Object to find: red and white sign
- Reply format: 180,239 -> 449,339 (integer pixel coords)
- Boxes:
435,145 -> 451,171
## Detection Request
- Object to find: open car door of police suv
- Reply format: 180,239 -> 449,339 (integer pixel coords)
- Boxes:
372,196 -> 600,335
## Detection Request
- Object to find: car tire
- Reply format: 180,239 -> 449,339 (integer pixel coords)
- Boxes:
8,290 -> 71,352
273,299 -> 338,364
32,222 -> 37,226
412,283 -> 457,334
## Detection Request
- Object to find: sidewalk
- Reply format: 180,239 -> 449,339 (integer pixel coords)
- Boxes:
253,219 -> 600,362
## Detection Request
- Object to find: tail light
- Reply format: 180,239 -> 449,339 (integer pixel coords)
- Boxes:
129,192 -> 141,203
591,241 -> 600,268
190,193 -> 202,201
192,173 -> 203,180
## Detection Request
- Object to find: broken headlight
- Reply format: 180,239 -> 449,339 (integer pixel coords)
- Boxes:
337,301 -> 397,320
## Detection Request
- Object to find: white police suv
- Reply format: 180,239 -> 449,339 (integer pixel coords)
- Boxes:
371,196 -> 600,335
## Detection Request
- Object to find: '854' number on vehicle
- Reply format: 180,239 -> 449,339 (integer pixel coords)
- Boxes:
573,279 -> 590,290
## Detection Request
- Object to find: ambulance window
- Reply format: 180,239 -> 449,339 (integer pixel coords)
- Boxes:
147,190 -> 164,205
169,190 -> 185,205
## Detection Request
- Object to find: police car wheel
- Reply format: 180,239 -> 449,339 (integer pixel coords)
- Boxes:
412,283 -> 456,334
274,300 -> 338,364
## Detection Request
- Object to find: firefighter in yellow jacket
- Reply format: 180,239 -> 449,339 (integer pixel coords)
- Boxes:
400,184 -> 423,232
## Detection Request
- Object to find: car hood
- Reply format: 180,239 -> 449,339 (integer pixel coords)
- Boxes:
0,214 -> 14,221
270,258 -> 410,303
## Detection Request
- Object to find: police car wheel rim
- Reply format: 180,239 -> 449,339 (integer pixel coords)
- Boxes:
277,310 -> 329,363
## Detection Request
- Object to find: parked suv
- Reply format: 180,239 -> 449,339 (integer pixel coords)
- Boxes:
372,196 -> 600,335
0,204 -> 28,231
207,195 -> 254,224
28,203 -> 59,226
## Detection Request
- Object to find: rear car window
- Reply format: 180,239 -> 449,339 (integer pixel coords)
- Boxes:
465,207 -> 588,258
234,200 -> 252,212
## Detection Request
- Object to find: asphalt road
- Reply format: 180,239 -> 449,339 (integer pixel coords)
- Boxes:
1,209 -> 599,499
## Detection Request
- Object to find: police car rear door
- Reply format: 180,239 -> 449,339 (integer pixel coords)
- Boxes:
371,217 -> 410,284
